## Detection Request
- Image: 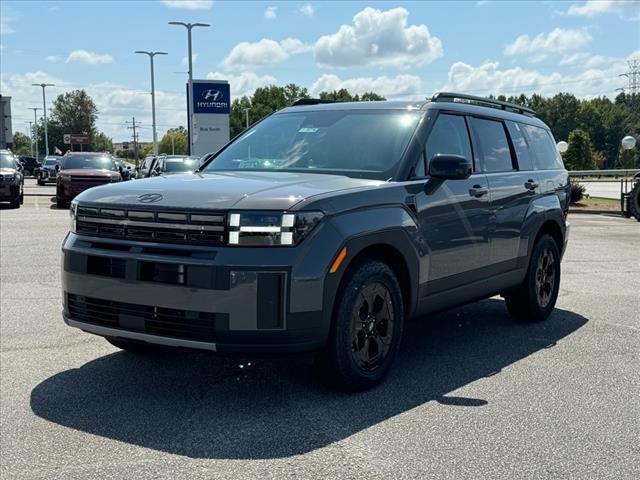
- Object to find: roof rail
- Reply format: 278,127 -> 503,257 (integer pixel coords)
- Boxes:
291,98 -> 336,106
431,92 -> 536,116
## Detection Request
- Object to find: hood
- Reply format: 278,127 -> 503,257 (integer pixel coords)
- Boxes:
0,168 -> 18,174
75,171 -> 383,210
59,169 -> 119,177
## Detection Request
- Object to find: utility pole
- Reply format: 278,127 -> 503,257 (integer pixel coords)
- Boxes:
28,107 -> 40,159
619,60 -> 640,94
32,83 -> 54,155
27,121 -> 34,156
126,117 -> 142,167
168,21 -> 210,155
135,50 -> 167,155
244,108 -> 250,129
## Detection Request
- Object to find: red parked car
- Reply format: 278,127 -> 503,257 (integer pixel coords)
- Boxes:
56,153 -> 122,208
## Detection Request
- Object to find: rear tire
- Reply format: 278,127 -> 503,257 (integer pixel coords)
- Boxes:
37,180 -> 44,186
318,260 -> 404,391
504,234 -> 560,322
629,182 -> 640,222
106,336 -> 161,353
9,198 -> 20,209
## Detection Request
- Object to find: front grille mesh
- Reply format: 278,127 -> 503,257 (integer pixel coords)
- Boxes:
67,293 -> 218,342
76,205 -> 226,246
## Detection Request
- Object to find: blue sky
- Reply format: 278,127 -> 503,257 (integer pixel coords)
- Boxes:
1,0 -> 639,141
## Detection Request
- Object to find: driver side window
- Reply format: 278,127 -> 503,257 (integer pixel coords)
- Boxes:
424,114 -> 473,173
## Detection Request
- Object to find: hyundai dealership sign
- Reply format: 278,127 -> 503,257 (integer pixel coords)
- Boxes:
189,79 -> 230,156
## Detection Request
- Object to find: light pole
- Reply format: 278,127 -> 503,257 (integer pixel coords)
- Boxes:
168,21 -> 210,154
28,107 -> 40,159
32,84 -> 54,155
244,108 -> 251,129
135,50 -> 167,156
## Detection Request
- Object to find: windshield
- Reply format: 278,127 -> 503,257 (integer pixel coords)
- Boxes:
61,155 -> 117,171
44,158 -> 58,166
202,110 -> 421,179
164,158 -> 198,173
0,153 -> 16,169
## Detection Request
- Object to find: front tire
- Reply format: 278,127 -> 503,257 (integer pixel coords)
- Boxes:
504,234 -> 561,322
56,197 -> 66,209
319,260 -> 404,391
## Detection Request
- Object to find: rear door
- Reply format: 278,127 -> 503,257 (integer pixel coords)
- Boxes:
415,112 -> 492,293
471,117 -> 540,271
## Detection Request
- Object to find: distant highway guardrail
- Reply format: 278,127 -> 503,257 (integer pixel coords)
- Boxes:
569,169 -> 639,178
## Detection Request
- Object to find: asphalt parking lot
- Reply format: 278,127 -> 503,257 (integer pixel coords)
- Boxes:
1,198 -> 639,480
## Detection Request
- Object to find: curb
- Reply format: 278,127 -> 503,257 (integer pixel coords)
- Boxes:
569,209 -> 621,215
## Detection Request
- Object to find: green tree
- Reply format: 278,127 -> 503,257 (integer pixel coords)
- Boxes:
158,127 -> 188,155
92,131 -> 113,152
12,132 -> 32,155
618,148 -> 638,169
564,129 -> 596,170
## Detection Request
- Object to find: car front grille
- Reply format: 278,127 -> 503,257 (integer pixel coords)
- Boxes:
70,176 -> 112,183
76,205 -> 226,246
67,293 -> 220,342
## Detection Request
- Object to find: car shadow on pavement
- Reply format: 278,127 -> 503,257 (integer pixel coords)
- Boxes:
30,299 -> 587,460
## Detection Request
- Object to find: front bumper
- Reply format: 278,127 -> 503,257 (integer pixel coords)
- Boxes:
562,220 -> 570,258
0,183 -> 20,201
57,181 -> 112,201
61,232 -> 331,353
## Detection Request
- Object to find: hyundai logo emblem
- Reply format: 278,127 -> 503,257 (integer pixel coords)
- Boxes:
202,89 -> 222,101
137,193 -> 163,203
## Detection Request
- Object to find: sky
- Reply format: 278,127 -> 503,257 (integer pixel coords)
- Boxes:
1,0 -> 639,142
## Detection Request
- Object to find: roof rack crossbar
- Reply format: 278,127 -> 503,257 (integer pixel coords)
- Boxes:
431,92 -> 536,116
291,98 -> 336,106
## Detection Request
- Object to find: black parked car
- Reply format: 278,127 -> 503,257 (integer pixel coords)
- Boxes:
62,93 -> 570,390
0,150 -> 25,208
38,156 -> 61,185
18,156 -> 41,177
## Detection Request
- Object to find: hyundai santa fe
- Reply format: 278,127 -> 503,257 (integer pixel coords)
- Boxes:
61,92 -> 570,390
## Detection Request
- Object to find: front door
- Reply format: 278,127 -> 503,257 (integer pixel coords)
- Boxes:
415,112 -> 492,295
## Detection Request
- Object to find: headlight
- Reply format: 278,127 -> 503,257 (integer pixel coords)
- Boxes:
59,174 -> 71,181
69,200 -> 78,232
227,211 -> 324,246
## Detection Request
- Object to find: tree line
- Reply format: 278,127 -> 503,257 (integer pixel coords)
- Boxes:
11,87 -> 639,170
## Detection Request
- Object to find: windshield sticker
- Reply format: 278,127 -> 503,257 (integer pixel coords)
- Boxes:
298,127 -> 319,133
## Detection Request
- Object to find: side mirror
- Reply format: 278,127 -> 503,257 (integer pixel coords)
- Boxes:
428,154 -> 472,180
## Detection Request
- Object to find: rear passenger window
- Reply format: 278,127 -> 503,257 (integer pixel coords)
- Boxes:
471,118 -> 514,173
506,121 -> 533,171
425,114 -> 473,169
521,124 -> 564,170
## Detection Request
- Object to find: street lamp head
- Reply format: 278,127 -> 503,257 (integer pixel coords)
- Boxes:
621,135 -> 636,151
32,83 -> 55,87
192,23 -> 210,28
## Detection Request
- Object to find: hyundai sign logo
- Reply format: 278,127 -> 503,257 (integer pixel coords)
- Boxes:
137,193 -> 163,203
192,82 -> 230,114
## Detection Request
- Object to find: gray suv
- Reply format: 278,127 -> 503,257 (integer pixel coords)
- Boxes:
61,93 -> 570,390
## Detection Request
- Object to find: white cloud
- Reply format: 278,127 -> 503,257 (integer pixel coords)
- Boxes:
440,56 -> 634,99
1,13 -> 16,35
221,38 -> 311,69
181,53 -> 198,66
206,71 -> 276,98
161,0 -> 214,10
46,55 -> 61,63
264,6 -> 277,19
559,52 -> 617,68
565,0 -> 640,19
504,28 -> 592,57
299,3 -> 315,17
314,7 -> 443,68
66,49 -> 114,65
310,74 -> 422,98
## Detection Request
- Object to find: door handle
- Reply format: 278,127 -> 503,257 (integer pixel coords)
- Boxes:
524,179 -> 539,191
468,185 -> 488,197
